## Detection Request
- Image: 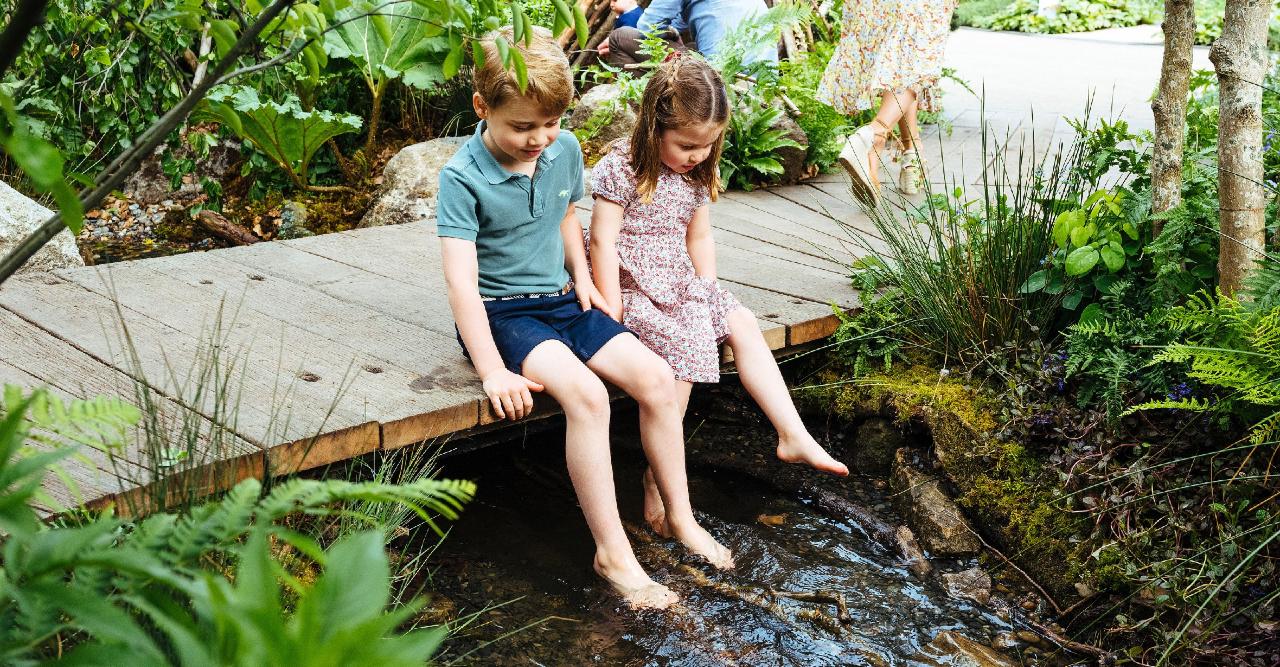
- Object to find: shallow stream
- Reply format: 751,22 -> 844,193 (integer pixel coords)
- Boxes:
418,395 -> 1046,666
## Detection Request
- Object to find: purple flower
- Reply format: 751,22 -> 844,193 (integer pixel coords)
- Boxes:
1166,382 -> 1193,401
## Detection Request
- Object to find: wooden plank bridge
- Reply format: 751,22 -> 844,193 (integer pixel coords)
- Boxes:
3,112 -> 1037,514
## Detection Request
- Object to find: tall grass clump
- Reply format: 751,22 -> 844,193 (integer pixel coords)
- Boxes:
844,120 -> 1094,371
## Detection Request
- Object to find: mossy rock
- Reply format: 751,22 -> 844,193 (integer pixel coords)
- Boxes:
806,363 -> 1096,602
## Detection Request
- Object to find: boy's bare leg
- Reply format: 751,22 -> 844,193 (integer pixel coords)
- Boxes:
588,334 -> 734,570
521,340 -> 678,609
642,381 -> 693,536
725,307 -> 849,476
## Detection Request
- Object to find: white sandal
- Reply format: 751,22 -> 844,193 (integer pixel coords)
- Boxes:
838,124 -> 881,207
899,151 -> 924,195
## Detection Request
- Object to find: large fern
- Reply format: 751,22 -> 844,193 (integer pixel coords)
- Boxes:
1129,293 -> 1280,445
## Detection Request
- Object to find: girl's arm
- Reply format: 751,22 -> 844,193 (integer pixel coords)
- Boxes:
561,204 -> 614,316
589,198 -> 626,321
686,204 -> 718,280
441,237 -> 543,420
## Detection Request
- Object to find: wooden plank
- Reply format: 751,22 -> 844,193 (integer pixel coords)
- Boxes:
0,271 -> 375,475
138,250 -> 482,450
217,241 -> 460,340
58,261 -> 448,462
725,188 -> 888,256
0,307 -> 264,510
713,241 -> 857,310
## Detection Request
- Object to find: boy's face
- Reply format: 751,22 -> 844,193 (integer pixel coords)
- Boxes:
659,122 -> 724,174
474,92 -> 562,167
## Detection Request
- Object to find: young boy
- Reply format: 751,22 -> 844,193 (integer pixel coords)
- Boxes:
436,27 -> 732,609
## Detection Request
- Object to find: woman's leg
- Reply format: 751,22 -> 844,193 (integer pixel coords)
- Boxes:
897,95 -> 921,152
521,340 -> 678,609
589,334 -> 734,569
864,89 -> 918,184
723,307 -> 848,476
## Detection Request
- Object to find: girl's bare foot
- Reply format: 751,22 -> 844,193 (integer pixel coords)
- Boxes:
777,431 -> 849,477
667,517 -> 735,570
594,549 -> 679,609
642,467 -> 672,537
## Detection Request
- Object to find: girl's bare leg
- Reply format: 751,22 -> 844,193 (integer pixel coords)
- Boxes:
589,335 -> 734,570
643,381 -> 694,536
522,340 -> 678,609
724,307 -> 848,476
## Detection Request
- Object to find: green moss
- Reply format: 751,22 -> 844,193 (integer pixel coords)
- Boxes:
808,362 -> 1096,600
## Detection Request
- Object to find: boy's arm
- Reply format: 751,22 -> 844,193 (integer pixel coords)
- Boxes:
686,204 -> 718,280
561,204 -> 615,317
441,238 -> 543,420
588,198 -> 626,321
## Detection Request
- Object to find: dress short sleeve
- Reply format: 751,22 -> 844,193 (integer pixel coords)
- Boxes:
591,147 -> 637,207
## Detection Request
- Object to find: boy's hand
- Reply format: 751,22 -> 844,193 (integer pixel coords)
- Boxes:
481,368 -> 544,420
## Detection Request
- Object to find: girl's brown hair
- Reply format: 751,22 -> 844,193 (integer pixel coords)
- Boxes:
628,54 -> 730,203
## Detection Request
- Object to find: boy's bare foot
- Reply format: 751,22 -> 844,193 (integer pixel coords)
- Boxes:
594,550 -> 679,609
777,432 -> 850,477
642,467 -> 671,537
668,518 -> 735,570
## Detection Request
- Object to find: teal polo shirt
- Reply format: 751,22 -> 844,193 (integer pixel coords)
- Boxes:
436,121 -> 585,297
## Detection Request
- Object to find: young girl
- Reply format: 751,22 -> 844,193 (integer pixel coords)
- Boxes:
589,54 -> 849,538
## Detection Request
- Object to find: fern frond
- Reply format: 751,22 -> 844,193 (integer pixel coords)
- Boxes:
1,385 -> 140,453
1125,397 -> 1213,414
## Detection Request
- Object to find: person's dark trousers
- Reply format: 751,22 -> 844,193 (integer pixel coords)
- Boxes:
604,26 -> 688,67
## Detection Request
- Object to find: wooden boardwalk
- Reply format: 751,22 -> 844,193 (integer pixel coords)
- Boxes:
3,115 -> 1020,513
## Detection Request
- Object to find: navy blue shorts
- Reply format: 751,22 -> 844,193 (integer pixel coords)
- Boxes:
457,290 -> 632,375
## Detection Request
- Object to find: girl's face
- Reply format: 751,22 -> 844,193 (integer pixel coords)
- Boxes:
659,122 -> 724,174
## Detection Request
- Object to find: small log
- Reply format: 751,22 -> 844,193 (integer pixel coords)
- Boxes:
196,210 -> 259,245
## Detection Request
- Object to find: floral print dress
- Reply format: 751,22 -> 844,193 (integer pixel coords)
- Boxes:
589,144 -> 740,383
816,0 -> 958,114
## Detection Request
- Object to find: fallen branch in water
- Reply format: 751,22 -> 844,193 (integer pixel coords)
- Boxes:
770,589 -> 852,625
967,527 -> 1064,616
1025,618 -> 1114,662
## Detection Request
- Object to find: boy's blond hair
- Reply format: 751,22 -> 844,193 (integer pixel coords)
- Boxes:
474,26 -> 574,114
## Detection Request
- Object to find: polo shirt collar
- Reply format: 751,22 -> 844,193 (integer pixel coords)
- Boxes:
468,120 -> 564,185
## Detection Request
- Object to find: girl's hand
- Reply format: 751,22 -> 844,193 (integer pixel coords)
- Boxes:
576,282 -> 616,317
481,368 -> 544,420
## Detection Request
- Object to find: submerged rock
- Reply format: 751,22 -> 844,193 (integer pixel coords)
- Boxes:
0,179 -> 83,274
851,417 -> 910,476
360,136 -> 468,228
890,450 -> 981,557
912,630 -> 1019,667
941,567 -> 992,606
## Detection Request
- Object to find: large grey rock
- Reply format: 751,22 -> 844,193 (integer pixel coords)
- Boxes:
912,631 -> 1018,667
770,104 -> 810,186
122,140 -> 242,205
890,449 -> 981,557
567,83 -> 638,164
0,179 -> 83,274
360,136 -> 468,228
942,567 -> 992,606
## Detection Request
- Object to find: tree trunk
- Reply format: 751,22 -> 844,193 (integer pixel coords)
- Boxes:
1150,0 -> 1195,232
1211,0 -> 1270,296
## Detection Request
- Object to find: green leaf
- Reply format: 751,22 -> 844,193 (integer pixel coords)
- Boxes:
573,3 -> 589,47
209,20 -> 238,60
1065,246 -> 1100,276
1121,221 -> 1139,239
551,0 -> 576,31
510,49 -> 528,92
1053,209 -> 1083,247
1092,273 -> 1117,294
1019,269 -> 1049,293
1078,302 -> 1104,325
326,2 -> 449,92
1100,241 -> 1125,272
442,45 -> 463,79
1069,222 -> 1096,248
1062,290 -> 1083,310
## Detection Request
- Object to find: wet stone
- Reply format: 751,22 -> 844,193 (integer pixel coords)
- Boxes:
942,567 -> 992,606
